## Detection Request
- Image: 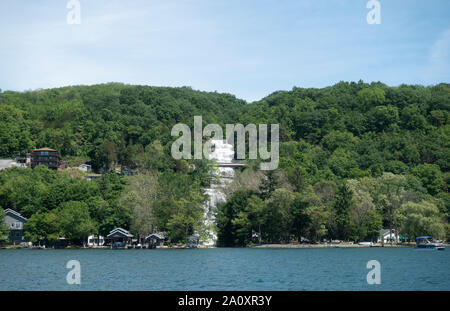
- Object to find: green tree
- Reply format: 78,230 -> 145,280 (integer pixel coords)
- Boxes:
396,201 -> 447,240
368,105 -> 399,132
412,164 -> 444,195
333,184 -> 353,240
265,188 -> 295,242
305,204 -> 329,242
0,105 -> 32,157
120,172 -> 158,240
165,198 -> 204,243
153,172 -> 205,243
246,195 -> 267,244
58,201 -> 96,243
216,189 -> 251,246
286,166 -> 306,192
347,179 -> 382,241
24,211 -> 61,244
0,209 -> 10,243
377,173 -> 408,244
97,140 -> 118,170
259,170 -> 281,200
357,87 -> 386,110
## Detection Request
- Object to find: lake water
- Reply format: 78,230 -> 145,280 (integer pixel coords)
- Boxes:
0,248 -> 448,290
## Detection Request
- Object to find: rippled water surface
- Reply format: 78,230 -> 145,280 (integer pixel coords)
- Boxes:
0,248 -> 448,290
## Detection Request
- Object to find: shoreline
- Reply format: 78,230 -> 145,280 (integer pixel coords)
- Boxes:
249,243 -> 411,249
1,243 -> 422,250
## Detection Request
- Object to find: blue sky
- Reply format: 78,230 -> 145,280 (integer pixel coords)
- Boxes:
0,0 -> 449,102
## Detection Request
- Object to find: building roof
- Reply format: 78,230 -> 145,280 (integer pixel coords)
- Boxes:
4,208 -> 27,222
145,233 -> 165,241
107,228 -> 133,238
86,174 -> 102,177
378,229 -> 397,235
33,148 -> 57,152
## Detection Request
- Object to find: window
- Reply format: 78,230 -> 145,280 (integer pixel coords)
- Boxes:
41,151 -> 49,155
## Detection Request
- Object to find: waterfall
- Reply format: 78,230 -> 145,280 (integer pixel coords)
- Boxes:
201,140 -> 235,246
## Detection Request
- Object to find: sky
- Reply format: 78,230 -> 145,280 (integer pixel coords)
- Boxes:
0,0 -> 449,102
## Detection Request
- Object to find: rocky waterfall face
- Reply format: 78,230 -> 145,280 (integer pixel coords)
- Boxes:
202,140 -> 235,246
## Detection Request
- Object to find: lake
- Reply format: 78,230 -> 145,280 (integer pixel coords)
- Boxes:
0,248 -> 448,290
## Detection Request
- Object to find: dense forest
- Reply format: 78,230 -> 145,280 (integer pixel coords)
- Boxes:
0,81 -> 448,245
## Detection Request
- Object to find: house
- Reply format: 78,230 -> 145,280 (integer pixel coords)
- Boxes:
15,154 -> 31,168
78,164 -> 92,172
187,234 -> 200,248
3,209 -> 27,244
31,148 -> 60,170
121,166 -> 137,176
377,229 -> 400,243
85,173 -> 102,181
87,234 -> 104,247
145,233 -> 166,248
106,228 -> 133,247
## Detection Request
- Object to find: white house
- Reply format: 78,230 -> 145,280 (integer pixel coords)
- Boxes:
77,163 -> 92,172
377,229 -> 400,243
87,235 -> 104,246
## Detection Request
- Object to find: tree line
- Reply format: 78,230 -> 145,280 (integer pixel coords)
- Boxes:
0,162 -> 211,245
217,168 -> 447,246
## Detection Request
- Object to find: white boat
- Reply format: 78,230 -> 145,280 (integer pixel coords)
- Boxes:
415,236 -> 445,250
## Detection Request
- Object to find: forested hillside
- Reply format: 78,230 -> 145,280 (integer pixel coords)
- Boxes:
0,81 -> 448,245
0,83 -> 245,170
218,81 -> 450,246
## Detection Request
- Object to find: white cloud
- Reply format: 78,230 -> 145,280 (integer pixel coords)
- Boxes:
424,28 -> 450,82
430,28 -> 450,61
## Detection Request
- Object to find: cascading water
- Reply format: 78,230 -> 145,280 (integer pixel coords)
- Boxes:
201,140 -> 235,246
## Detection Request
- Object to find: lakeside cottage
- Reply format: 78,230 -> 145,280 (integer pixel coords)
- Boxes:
87,235 -> 105,246
145,233 -> 166,248
3,209 -> 27,244
106,228 -> 133,247
377,229 -> 401,243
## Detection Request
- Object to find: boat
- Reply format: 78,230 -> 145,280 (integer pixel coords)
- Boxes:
415,236 -> 445,250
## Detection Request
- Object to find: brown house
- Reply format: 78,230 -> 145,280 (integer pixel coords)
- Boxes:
31,148 -> 60,170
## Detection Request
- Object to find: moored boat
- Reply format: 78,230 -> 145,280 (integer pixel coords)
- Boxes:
415,236 -> 445,250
